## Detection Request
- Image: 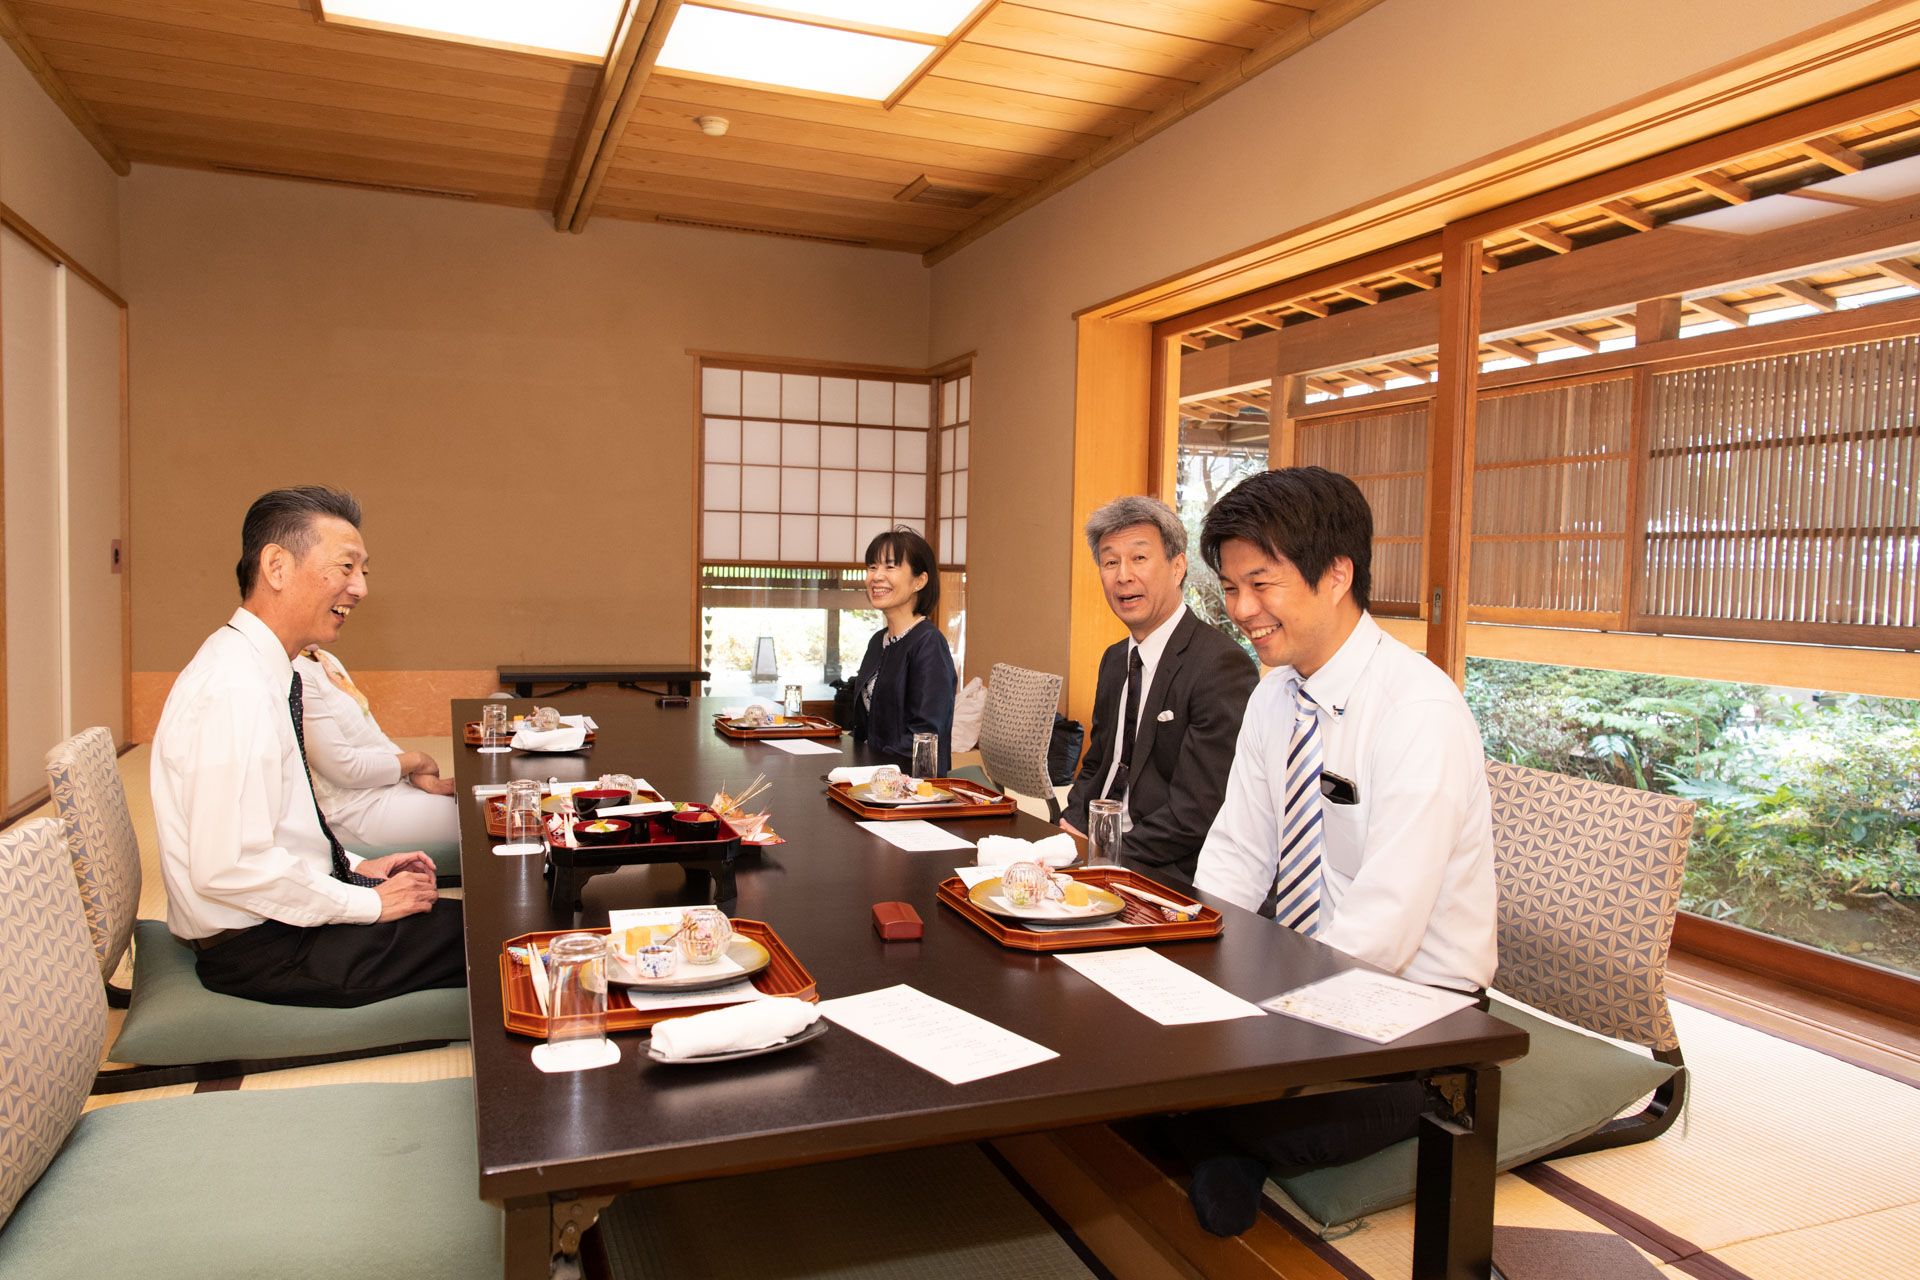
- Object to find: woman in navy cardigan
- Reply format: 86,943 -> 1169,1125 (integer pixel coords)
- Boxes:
851,527 -> 956,774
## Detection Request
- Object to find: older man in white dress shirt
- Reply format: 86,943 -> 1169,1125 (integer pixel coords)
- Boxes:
150,486 -> 464,1007
1174,466 -> 1496,1236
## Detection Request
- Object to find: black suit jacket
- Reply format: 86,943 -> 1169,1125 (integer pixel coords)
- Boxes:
1062,609 -> 1258,885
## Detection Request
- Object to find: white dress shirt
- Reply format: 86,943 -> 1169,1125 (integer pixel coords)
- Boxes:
1193,612 -> 1496,991
1098,602 -> 1188,830
151,608 -> 381,938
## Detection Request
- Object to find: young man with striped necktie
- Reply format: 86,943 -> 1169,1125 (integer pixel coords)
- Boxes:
1180,466 -> 1497,1236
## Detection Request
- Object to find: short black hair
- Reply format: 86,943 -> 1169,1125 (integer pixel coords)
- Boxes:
236,486 -> 362,599
1198,467 -> 1372,612
864,525 -> 941,618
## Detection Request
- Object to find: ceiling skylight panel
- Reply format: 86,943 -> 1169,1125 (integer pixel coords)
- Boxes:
317,0 -> 625,59
658,6 -> 934,100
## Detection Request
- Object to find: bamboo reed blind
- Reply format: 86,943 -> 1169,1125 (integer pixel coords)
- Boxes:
1642,336 -> 1920,642
1296,405 -> 1428,614
1471,376 -> 1633,622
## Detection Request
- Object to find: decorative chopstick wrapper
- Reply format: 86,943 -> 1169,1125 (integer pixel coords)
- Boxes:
649,997 -> 819,1060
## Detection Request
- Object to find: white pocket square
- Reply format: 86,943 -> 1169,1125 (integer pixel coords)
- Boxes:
1156,710 -> 1175,722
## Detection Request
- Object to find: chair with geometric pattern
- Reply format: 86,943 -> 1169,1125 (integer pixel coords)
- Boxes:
1488,760 -> 1693,1156
0,816 -> 501,1276
44,727 -> 467,1087
975,663 -> 1065,823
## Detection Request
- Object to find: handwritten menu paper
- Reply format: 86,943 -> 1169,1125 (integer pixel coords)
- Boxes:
765,738 -> 841,755
818,985 -> 1058,1085
856,820 -> 974,853
1260,970 -> 1478,1043
1054,948 -> 1268,1026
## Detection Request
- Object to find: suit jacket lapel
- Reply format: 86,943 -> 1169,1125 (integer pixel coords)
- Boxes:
1128,611 -> 1196,768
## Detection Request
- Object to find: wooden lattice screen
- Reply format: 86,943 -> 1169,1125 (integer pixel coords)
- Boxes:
1471,375 -> 1634,625
1296,404 -> 1428,615
1640,335 -> 1920,645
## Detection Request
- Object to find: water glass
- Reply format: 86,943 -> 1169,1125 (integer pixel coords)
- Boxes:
506,779 -> 543,817
543,933 -> 610,1065
910,732 -> 939,779
501,807 -> 545,854
783,684 -> 804,717
1086,799 -> 1124,868
479,703 -> 511,753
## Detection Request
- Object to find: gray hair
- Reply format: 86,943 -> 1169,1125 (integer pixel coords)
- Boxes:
1084,495 -> 1186,561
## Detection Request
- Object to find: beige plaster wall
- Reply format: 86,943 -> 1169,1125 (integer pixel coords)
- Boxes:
0,41 -> 120,286
123,167 -> 929,680
930,0 -> 1880,690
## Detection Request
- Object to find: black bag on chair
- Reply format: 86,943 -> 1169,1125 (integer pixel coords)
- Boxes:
1046,714 -> 1084,786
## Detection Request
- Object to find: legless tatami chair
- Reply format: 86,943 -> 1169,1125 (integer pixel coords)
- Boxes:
45,727 -> 467,1087
976,663 -> 1064,823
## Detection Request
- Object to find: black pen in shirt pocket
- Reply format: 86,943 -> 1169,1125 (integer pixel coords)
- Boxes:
1319,771 -> 1360,805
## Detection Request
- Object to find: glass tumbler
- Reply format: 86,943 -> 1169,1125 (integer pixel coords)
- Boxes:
543,933 -> 610,1066
783,684 -> 804,717
478,702 -> 511,753
910,732 -> 939,780
1086,799 -> 1124,868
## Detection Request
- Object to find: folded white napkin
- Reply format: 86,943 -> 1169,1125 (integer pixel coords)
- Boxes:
511,725 -> 587,751
649,997 -> 820,1059
721,699 -> 785,717
976,832 -> 1078,868
827,765 -> 885,785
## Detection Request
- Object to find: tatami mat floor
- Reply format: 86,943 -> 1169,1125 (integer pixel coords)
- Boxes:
27,742 -> 1920,1278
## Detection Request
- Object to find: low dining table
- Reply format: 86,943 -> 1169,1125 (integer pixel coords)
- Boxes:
455,694 -> 1526,1280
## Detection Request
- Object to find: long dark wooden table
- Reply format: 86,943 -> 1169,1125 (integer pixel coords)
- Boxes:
456,695 -> 1526,1280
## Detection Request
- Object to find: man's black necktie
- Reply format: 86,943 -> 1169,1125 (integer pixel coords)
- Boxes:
289,672 -> 384,888
1104,647 -> 1143,801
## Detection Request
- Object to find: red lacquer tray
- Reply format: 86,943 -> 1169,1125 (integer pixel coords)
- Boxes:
496,919 -> 816,1039
828,777 -> 1016,820
937,865 -> 1224,952
713,713 -> 845,740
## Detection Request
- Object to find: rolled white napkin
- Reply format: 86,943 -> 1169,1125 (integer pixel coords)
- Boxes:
649,997 -> 820,1059
977,832 -> 1078,868
827,765 -> 885,785
511,725 -> 587,751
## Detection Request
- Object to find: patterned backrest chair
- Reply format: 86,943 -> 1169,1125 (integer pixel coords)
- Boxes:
0,819 -> 108,1227
1488,760 -> 1695,1155
978,664 -> 1064,823
45,727 -> 141,984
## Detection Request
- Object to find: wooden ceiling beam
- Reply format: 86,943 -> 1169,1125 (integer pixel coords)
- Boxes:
1305,376 -> 1344,397
556,0 -> 681,233
1332,282 -> 1381,305
1389,266 -> 1438,290
1774,278 -> 1839,312
1599,198 -> 1657,231
1688,296 -> 1751,326
1484,338 -> 1537,364
1198,322 -> 1244,341
1340,368 -> 1387,389
1803,135 -> 1867,175
0,0 -> 129,175
1515,222 -> 1575,253
1874,257 -> 1920,289
1695,170 -> 1754,204
1382,360 -> 1431,382
1287,297 -> 1331,318
1548,326 -> 1603,353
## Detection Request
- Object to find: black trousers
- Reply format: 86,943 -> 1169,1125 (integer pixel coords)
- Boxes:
193,899 -> 466,1009
1175,1082 -> 1427,1177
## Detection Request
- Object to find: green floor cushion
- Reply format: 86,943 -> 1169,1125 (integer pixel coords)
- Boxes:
949,764 -> 993,788
1274,997 -> 1678,1228
110,919 -> 469,1066
0,1079 -> 499,1279
349,840 -> 463,878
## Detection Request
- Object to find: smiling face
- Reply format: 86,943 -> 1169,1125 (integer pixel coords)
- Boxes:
248,514 -> 369,656
1215,537 -> 1359,677
866,552 -> 928,618
1097,522 -> 1186,641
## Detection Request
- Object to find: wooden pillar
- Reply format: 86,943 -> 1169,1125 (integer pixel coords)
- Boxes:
1269,375 -> 1298,469
1635,296 -> 1683,345
1422,226 -> 1484,685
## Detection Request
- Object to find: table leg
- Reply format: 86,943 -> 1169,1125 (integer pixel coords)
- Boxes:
1411,1063 -> 1500,1280
502,1198 -> 548,1279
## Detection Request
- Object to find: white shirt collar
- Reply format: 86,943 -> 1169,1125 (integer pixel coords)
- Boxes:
227,606 -> 294,683
1128,601 -> 1187,669
1291,611 -> 1382,715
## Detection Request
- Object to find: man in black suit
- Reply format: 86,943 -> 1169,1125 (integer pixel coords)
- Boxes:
1061,495 -> 1259,885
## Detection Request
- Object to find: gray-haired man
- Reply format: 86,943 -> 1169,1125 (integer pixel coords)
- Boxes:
1060,496 -> 1258,885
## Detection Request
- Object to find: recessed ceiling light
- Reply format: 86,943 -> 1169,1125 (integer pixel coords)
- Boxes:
316,0 -> 625,59
658,6 -> 933,100
751,1 -> 980,39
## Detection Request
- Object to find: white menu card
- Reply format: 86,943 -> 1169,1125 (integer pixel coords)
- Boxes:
1260,970 -> 1478,1043
1054,948 -> 1268,1025
817,984 -> 1057,1085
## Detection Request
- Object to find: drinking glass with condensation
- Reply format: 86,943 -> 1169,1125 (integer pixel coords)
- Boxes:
911,733 -> 938,780
543,933 -> 610,1067
1086,800 -> 1124,868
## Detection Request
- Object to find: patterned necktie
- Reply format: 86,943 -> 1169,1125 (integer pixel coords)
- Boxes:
289,672 -> 384,888
1271,681 -> 1325,936
1105,646 -> 1143,801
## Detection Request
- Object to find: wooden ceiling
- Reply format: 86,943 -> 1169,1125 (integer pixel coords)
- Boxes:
0,0 -> 1367,257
